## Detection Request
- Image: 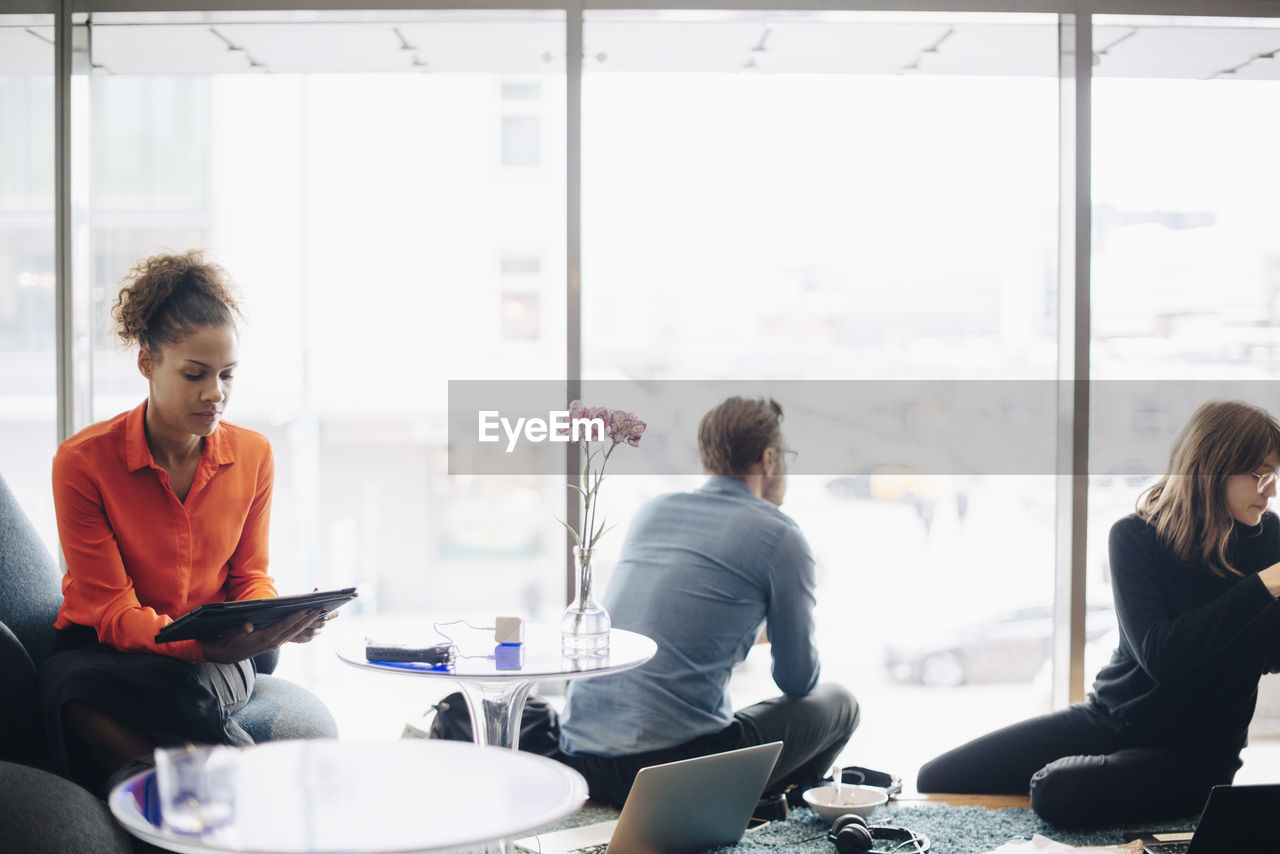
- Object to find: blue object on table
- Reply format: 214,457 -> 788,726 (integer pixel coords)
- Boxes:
495,643 -> 525,671
366,659 -> 454,673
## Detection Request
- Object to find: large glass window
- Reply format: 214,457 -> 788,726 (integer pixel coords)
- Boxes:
85,11 -> 566,737
36,4 -> 1280,778
1090,15 -> 1280,767
582,11 -> 1061,777
0,14 -> 57,555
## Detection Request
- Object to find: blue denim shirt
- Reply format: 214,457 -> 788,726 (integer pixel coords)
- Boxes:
559,476 -> 820,757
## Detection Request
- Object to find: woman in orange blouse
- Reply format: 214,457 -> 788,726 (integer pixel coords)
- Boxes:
41,251 -> 329,792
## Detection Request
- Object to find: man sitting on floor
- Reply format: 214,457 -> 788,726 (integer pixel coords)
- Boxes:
557,396 -> 858,806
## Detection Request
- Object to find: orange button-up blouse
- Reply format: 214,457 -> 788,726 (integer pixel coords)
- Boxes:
52,400 -> 278,662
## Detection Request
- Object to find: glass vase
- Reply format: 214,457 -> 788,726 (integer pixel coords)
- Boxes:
561,546 -> 611,656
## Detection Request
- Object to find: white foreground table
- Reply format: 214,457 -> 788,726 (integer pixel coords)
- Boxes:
109,739 -> 587,854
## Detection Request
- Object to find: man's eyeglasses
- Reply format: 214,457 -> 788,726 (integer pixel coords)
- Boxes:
1250,470 -> 1279,493
777,448 -> 799,463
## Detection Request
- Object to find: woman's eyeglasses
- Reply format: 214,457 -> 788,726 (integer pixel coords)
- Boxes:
1250,470 -> 1279,493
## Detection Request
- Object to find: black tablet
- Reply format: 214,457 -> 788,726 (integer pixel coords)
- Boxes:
154,587 -> 358,643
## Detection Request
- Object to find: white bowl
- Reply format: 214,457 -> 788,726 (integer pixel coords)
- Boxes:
802,783 -> 889,823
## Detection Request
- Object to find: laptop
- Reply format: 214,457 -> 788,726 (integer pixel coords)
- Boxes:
514,742 -> 783,854
1129,784 -> 1280,852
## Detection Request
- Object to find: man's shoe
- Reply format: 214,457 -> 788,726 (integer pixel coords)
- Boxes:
784,781 -> 819,808
753,792 -> 789,822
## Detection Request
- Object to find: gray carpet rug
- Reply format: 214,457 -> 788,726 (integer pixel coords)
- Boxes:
519,802 -> 1197,854
723,803 -> 1196,853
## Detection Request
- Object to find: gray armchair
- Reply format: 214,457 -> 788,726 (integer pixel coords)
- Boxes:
0,471 -> 338,852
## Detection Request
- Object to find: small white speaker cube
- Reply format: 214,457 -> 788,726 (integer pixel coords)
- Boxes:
494,616 -> 525,644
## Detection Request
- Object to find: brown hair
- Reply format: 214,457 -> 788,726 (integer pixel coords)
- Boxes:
111,250 -> 241,351
1137,400 -> 1280,577
698,397 -> 784,477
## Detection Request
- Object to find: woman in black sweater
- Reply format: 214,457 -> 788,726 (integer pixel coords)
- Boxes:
917,400 -> 1280,827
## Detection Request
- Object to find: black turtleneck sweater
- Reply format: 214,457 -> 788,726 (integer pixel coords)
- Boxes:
1090,511 -> 1280,768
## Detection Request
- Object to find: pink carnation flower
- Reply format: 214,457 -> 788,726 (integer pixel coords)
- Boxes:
607,409 -> 646,448
559,401 -> 645,550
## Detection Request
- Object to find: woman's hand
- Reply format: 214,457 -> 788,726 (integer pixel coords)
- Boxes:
201,608 -> 327,663
1259,562 -> 1280,597
289,610 -> 339,645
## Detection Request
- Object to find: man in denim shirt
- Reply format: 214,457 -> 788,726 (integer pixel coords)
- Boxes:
558,397 -> 858,807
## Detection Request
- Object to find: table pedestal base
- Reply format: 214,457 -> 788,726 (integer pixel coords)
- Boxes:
456,680 -> 540,854
456,679 -> 537,750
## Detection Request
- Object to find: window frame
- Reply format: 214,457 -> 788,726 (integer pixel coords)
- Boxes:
45,0 -> 1280,708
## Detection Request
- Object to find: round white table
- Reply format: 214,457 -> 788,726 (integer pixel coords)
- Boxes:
337,623 -> 657,750
109,739 -> 588,854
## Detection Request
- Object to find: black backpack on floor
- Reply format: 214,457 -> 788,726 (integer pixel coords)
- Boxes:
426,692 -> 562,758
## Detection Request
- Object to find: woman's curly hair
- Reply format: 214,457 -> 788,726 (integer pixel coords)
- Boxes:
111,250 -> 241,350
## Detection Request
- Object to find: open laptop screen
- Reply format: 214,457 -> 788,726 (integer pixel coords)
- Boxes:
1187,784 -> 1280,851
1134,784 -> 1280,852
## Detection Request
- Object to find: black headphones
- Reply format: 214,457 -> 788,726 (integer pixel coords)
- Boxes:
827,814 -> 930,854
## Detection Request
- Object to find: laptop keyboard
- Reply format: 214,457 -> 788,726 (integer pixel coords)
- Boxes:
566,845 -> 610,854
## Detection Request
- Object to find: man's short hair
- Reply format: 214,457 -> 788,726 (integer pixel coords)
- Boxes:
698,397 -> 784,477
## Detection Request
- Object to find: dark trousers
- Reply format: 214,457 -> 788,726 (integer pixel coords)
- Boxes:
40,626 -> 256,786
562,683 -> 858,807
916,702 -> 1233,828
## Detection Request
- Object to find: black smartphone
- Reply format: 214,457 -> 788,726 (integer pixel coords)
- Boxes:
365,642 -> 454,665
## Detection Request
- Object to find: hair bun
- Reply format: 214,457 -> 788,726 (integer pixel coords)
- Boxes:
111,250 -> 241,349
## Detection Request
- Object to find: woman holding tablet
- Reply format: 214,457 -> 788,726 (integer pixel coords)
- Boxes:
918,400 -> 1280,827
40,251 -> 330,793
